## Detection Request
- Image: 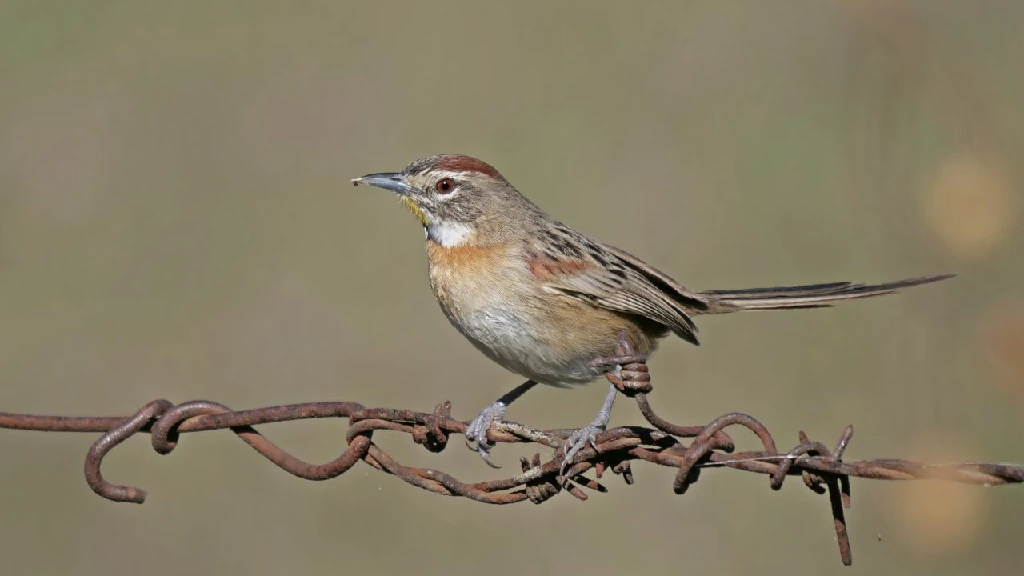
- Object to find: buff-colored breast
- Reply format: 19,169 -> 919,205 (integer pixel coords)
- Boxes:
425,240 -> 660,386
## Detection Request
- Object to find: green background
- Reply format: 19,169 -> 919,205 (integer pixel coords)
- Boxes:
2,1 -> 1022,574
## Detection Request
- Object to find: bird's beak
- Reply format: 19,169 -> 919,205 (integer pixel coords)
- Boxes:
353,170 -> 430,226
351,172 -> 413,195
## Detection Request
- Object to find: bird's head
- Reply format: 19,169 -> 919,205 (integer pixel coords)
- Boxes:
353,154 -> 538,247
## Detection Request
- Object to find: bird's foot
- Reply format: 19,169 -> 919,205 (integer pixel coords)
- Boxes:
465,401 -> 508,468
559,382 -> 618,480
463,380 -> 539,469
560,421 -> 606,479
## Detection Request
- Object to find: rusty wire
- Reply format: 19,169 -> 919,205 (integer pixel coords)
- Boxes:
2,341 -> 1022,567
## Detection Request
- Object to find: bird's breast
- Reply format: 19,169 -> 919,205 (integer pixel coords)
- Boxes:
425,240 -> 516,317
424,240 -> 655,386
426,241 -> 550,373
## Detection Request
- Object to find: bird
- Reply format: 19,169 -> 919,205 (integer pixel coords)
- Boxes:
352,154 -> 953,474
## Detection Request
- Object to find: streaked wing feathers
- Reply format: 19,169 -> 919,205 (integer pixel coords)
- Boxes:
527,224 -> 702,344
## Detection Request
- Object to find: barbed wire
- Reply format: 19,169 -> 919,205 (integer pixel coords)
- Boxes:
2,339 -> 1021,566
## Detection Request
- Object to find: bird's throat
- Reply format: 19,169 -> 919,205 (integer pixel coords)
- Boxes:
396,196 -> 473,247
427,220 -> 474,248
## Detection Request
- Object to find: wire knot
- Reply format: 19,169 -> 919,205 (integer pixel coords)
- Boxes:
412,401 -> 452,452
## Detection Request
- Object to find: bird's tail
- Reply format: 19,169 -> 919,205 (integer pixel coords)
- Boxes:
698,274 -> 955,314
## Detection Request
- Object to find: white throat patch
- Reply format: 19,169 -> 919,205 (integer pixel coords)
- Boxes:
427,221 -> 473,247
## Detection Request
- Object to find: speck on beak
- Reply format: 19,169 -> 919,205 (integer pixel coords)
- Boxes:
351,172 -> 413,195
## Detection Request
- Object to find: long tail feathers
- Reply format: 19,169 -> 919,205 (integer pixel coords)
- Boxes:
699,273 -> 955,313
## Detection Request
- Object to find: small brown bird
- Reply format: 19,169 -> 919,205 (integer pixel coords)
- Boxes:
353,154 -> 952,472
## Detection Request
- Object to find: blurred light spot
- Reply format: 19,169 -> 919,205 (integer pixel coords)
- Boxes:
884,437 -> 985,557
921,152 -> 1019,261
979,298 -> 1024,398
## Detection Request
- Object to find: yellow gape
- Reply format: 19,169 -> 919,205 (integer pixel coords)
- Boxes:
401,195 -> 429,226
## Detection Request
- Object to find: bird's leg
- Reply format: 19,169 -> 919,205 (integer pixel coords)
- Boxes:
465,379 -> 538,468
560,378 -> 619,479
561,333 -> 650,478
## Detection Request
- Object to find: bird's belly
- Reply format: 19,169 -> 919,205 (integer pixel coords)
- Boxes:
453,305 -> 605,386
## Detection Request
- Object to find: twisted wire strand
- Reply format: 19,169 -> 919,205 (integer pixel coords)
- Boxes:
3,346 -> 1021,567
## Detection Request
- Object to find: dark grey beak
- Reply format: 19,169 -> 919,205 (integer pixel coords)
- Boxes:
351,172 -> 413,195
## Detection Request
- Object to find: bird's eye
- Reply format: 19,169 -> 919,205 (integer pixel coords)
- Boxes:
435,178 -> 455,194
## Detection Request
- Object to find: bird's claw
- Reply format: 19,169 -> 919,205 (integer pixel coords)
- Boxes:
559,382 -> 619,481
465,402 -> 508,469
560,423 -> 605,479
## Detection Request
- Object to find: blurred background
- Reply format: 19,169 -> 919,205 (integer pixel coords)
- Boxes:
1,1 -> 1022,574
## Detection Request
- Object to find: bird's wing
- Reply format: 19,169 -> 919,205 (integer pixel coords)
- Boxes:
600,243 -> 710,311
525,223 -> 703,344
